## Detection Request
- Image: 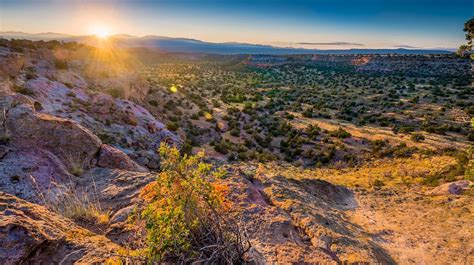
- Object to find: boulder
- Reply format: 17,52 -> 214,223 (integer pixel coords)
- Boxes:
0,148 -> 72,203
430,180 -> 473,195
97,144 -> 148,172
109,205 -> 135,225
5,104 -> 102,170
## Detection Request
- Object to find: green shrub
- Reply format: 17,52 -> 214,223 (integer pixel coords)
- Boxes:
330,127 -> 351,139
166,122 -> 179,131
140,144 -> 248,262
411,133 -> 425,142
54,59 -> 68,70
230,127 -> 241,137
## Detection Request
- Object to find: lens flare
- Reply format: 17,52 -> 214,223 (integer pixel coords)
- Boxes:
170,85 -> 178,93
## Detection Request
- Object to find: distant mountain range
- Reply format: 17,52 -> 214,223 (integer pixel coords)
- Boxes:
0,31 -> 453,55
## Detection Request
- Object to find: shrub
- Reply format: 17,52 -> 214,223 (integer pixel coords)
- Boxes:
330,127 -> 352,139
371,178 -> 385,189
166,122 -> 179,131
25,66 -> 38,80
107,88 -> 125,98
0,135 -> 10,145
468,131 -> 474,142
140,144 -> 249,262
423,151 -> 470,186
190,113 -> 199,120
149,100 -> 159,107
54,59 -> 68,70
214,141 -> 229,154
230,127 -> 241,137
411,133 -> 425,142
12,85 -> 34,96
398,126 -> 415,133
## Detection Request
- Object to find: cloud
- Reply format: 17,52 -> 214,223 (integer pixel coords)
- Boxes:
298,42 -> 364,46
394,45 -> 419,49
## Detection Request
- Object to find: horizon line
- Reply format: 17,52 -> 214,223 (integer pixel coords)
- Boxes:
0,30 -> 457,51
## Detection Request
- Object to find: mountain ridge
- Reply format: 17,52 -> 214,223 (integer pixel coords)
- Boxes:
0,31 -> 453,55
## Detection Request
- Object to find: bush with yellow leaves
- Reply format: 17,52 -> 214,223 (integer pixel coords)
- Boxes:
140,143 -> 249,263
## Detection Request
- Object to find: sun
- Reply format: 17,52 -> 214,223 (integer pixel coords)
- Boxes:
92,25 -> 110,39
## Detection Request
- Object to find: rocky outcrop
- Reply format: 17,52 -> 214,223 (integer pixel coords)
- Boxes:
5,103 -> 101,170
221,165 -> 396,264
256,173 -> 394,263
430,180 -> 473,195
0,148 -> 72,203
77,168 -> 153,211
222,173 -> 334,264
97,144 -> 148,172
22,75 -> 180,169
0,192 -> 120,264
0,44 -> 183,263
0,47 -> 24,79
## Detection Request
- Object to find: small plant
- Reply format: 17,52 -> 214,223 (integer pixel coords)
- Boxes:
371,178 -> 385,189
330,127 -> 352,139
411,133 -> 425,142
107,88 -> 125,98
70,163 -> 84,176
140,143 -> 249,263
30,176 -> 110,225
166,122 -> 179,131
54,59 -> 68,70
53,188 -> 110,224
63,151 -> 86,177
0,135 -> 10,145
12,84 -> 34,96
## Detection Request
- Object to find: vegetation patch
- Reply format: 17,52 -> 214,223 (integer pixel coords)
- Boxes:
139,143 -> 249,263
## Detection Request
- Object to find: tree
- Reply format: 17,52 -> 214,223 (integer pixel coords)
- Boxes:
464,18 -> 474,47
457,18 -> 474,57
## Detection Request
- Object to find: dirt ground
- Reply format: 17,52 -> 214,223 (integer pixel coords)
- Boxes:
348,189 -> 473,265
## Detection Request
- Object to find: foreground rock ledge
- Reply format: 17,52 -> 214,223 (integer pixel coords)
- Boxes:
0,192 -> 120,264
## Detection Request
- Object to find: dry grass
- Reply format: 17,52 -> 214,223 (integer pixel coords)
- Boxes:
258,155 -> 458,189
62,151 -> 87,177
30,175 -> 110,225
49,188 -> 110,225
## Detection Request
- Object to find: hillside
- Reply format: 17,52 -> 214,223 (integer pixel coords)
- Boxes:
0,39 -> 472,264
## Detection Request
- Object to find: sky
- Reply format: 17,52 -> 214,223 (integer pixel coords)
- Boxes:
0,0 -> 472,49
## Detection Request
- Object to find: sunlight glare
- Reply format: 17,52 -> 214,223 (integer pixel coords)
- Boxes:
92,25 -> 110,39
170,84 -> 178,93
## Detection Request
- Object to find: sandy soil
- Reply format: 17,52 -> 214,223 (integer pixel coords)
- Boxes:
347,189 -> 474,265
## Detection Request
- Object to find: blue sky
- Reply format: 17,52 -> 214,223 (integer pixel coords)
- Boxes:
0,0 -> 472,49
